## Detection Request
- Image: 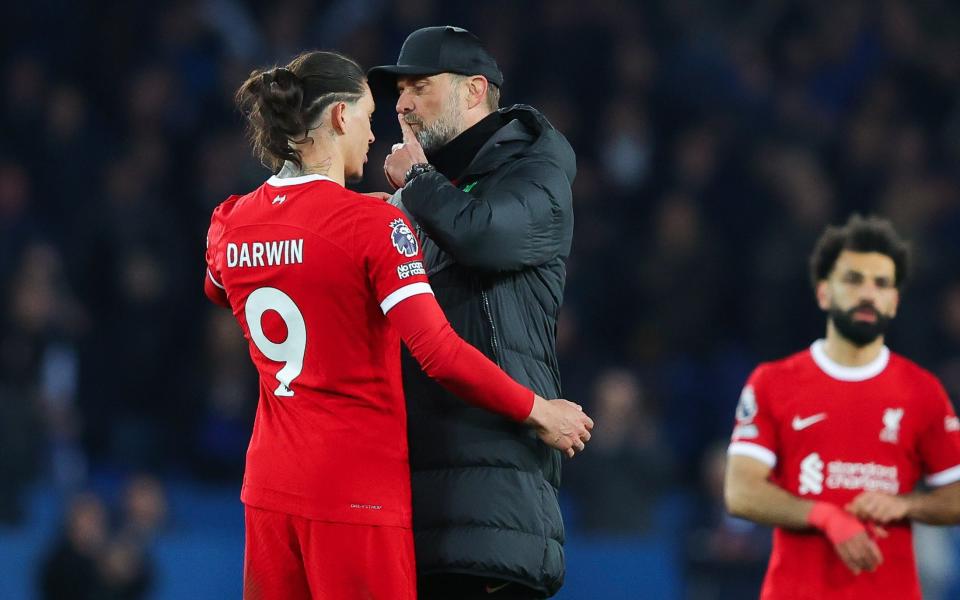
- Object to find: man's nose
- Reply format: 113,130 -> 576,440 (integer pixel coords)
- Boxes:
857,282 -> 880,302
396,92 -> 414,115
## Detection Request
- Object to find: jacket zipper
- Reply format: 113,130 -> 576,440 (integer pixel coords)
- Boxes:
417,180 -> 500,364
481,289 -> 503,367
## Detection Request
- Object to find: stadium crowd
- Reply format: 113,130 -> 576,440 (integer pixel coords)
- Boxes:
2,0 -> 960,597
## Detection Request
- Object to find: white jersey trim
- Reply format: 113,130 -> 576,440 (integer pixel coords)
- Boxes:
728,442 -> 777,468
810,339 -> 890,381
380,282 -> 434,314
207,268 -> 225,290
925,464 -> 960,487
266,173 -> 340,187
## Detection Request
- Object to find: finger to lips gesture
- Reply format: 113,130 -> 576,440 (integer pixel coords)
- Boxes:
384,115 -> 429,189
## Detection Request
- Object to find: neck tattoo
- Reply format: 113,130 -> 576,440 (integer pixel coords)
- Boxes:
277,159 -> 331,178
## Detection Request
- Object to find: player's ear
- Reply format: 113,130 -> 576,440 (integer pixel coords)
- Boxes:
330,102 -> 348,135
815,280 -> 831,311
465,76 -> 488,110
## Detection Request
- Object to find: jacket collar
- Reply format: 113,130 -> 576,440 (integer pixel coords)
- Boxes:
429,111 -> 506,181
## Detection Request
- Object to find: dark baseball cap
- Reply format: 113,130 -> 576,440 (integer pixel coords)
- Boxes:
368,26 -> 503,97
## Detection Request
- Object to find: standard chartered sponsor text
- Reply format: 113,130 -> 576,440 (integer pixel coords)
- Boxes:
826,460 -> 899,494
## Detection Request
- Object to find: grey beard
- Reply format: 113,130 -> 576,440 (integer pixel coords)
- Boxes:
416,120 -> 462,154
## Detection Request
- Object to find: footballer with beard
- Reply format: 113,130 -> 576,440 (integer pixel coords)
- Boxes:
723,214 -> 960,599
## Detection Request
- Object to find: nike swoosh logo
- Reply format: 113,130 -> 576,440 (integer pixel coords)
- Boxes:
485,582 -> 511,594
792,413 -> 827,430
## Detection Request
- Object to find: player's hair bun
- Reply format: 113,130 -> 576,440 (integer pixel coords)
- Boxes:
236,52 -> 366,172
258,67 -> 304,118
251,66 -> 308,152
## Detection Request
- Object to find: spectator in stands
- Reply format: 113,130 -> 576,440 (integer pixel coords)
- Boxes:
39,493 -> 108,600
566,369 -> 673,532
684,441 -> 770,600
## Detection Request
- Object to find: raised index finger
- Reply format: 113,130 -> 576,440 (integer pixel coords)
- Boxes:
398,114 -> 421,147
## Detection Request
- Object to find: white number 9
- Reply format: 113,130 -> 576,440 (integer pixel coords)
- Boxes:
245,287 -> 306,397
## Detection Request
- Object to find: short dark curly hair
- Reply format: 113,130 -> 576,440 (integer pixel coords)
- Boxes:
809,214 -> 911,290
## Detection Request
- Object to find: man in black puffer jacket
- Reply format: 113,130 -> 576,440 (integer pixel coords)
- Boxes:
370,26 -> 577,599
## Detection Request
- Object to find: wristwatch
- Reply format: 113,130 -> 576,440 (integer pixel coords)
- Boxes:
404,162 -> 435,185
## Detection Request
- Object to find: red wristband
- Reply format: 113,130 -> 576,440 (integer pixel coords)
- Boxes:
807,501 -> 865,545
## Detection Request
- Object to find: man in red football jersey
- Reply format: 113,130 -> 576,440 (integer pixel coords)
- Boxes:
204,51 -> 593,600
724,214 -> 960,599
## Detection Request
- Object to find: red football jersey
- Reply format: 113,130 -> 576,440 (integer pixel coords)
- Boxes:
728,340 -> 960,600
205,173 -> 432,528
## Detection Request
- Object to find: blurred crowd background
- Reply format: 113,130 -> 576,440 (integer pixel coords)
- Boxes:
2,0 -> 960,598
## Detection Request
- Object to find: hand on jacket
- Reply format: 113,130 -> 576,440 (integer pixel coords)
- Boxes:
526,396 -> 594,458
384,114 -> 429,190
362,191 -> 392,201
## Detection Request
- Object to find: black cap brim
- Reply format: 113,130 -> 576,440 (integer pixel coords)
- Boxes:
367,64 -> 441,98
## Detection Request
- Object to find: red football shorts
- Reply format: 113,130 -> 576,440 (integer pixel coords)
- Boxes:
243,505 -> 416,600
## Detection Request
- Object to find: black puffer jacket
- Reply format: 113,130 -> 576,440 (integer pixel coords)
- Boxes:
398,105 -> 575,596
